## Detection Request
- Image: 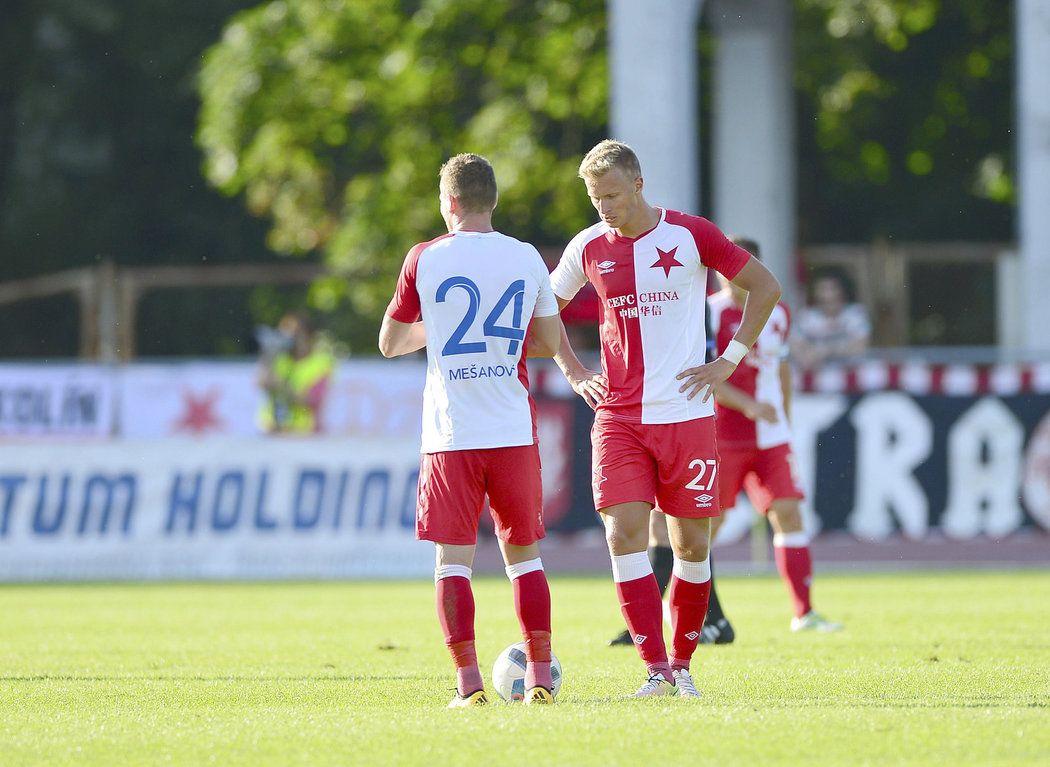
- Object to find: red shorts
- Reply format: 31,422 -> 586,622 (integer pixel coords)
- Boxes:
591,413 -> 721,518
416,443 -> 545,546
717,442 -> 804,514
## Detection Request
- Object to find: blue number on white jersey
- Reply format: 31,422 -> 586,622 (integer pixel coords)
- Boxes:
484,279 -> 526,355
436,276 -> 486,356
437,276 -> 526,356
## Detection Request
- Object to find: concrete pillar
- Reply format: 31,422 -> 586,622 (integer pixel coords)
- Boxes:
609,0 -> 705,213
710,0 -> 797,306
1017,0 -> 1050,352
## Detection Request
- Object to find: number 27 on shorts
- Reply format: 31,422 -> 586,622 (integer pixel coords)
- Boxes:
686,459 -> 717,491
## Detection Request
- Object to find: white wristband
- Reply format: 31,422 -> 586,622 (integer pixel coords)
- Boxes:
720,339 -> 749,366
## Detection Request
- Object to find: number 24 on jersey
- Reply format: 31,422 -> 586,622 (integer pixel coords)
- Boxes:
437,276 -> 527,356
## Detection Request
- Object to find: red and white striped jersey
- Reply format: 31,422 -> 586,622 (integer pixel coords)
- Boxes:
551,209 -> 750,424
387,230 -> 559,453
709,290 -> 793,449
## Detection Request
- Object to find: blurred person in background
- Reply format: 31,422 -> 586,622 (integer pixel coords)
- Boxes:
791,268 -> 871,369
256,312 -> 335,434
379,153 -> 562,707
629,239 -> 843,647
704,237 -> 843,639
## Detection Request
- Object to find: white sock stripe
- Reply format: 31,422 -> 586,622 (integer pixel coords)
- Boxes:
672,555 -> 711,584
610,551 -> 653,583
773,531 -> 810,548
434,564 -> 472,582
505,558 -> 544,580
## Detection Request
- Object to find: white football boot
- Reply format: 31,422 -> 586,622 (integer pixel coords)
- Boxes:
630,674 -> 678,698
790,610 -> 844,633
671,668 -> 702,699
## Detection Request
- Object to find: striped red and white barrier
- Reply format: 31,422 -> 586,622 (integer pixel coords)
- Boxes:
797,361 -> 1050,395
530,360 -> 1050,398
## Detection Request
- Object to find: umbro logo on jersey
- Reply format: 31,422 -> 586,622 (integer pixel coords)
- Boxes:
684,631 -> 700,641
694,494 -> 713,507
598,260 -> 617,274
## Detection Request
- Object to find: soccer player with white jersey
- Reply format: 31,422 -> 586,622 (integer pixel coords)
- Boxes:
707,236 -> 842,635
550,141 -> 781,697
379,154 -> 562,707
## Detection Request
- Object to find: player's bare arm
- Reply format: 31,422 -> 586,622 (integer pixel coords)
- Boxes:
552,296 -> 608,409
377,316 -> 426,358
677,258 -> 781,402
526,313 -> 563,358
715,380 -> 778,423
779,358 -> 793,422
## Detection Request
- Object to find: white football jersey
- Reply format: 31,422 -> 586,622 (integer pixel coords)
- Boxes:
387,230 -> 559,453
709,290 -> 793,449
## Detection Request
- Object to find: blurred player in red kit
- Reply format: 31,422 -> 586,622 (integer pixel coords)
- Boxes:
550,140 -> 781,697
705,236 -> 843,636
379,154 -> 562,706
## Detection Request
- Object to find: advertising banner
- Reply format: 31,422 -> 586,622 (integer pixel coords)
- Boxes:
4,360 -> 1048,561
117,360 -> 428,439
117,362 -> 261,438
550,392 -> 1050,542
0,364 -> 114,439
797,392 -> 1050,540
0,437 -> 431,581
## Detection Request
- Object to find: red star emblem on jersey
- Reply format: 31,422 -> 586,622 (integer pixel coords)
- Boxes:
173,388 -> 224,435
650,246 -> 683,278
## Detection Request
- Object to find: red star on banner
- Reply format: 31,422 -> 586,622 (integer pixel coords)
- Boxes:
650,246 -> 683,278
173,389 -> 224,435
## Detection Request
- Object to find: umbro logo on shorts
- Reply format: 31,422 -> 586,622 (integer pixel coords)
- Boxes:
684,631 -> 700,641
694,494 -> 713,507
598,260 -> 617,274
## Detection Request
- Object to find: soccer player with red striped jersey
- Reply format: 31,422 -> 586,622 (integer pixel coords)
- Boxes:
708,236 -> 843,635
550,140 -> 781,698
379,154 -> 562,707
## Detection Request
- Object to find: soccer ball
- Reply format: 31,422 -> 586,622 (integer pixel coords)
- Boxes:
491,641 -> 563,702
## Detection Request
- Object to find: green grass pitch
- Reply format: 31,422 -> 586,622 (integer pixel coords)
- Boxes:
2,570 -> 1048,766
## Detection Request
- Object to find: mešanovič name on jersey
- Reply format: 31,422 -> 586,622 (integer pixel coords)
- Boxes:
447,364 -> 517,381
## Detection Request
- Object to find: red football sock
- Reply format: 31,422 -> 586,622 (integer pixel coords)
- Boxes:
436,572 -> 483,696
612,552 -> 671,682
509,564 -> 553,691
668,557 -> 711,671
774,543 -> 813,618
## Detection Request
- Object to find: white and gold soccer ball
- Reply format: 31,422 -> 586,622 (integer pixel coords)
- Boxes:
491,642 -> 563,702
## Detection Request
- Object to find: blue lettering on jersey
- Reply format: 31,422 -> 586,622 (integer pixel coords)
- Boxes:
447,364 -> 517,381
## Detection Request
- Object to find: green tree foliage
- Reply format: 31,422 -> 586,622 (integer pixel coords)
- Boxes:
0,0 -> 274,357
197,0 -> 608,338
1,0 -> 1015,358
794,0 -> 1013,242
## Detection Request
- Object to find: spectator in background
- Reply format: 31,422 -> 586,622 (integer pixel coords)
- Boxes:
256,312 -> 335,434
791,268 -> 871,369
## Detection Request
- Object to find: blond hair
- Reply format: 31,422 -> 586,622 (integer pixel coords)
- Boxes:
439,153 -> 497,213
578,139 -> 642,181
